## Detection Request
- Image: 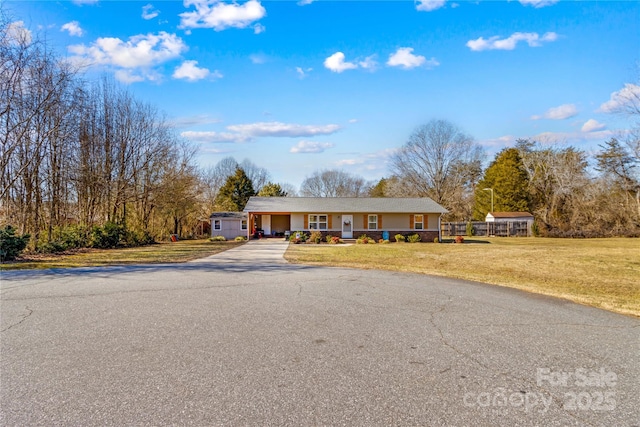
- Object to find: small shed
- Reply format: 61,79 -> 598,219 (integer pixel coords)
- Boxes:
486,212 -> 534,222
210,212 -> 248,240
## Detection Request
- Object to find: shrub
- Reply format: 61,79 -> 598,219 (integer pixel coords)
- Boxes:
90,222 -> 126,249
381,239 -> 390,244
325,235 -> 333,243
394,234 -> 405,242
38,241 -> 68,254
0,225 -> 30,261
123,229 -> 154,246
289,231 -> 307,243
433,237 -> 440,243
234,236 -> 246,242
356,234 -> 372,244
455,235 -> 464,244
330,236 -> 341,244
407,234 -> 421,243
210,235 -> 226,242
309,231 -> 323,244
36,225 -> 90,253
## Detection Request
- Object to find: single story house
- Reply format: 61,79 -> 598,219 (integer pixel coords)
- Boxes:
210,212 -> 248,240
485,212 -> 534,223
243,197 -> 448,242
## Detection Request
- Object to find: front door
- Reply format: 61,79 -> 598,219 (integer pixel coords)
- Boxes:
342,215 -> 353,239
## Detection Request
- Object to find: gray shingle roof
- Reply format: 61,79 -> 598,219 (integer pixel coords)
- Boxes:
244,197 -> 448,214
209,212 -> 247,219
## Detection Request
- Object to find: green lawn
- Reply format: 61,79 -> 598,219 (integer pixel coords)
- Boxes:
285,237 -> 640,317
1,239 -> 244,270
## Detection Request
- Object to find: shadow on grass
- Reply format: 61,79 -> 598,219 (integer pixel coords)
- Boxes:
440,239 -> 492,244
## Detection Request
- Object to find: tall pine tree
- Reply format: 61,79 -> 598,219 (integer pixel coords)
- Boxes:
473,148 -> 531,219
214,167 -> 256,211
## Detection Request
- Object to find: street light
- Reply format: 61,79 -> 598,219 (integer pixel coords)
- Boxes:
483,188 -> 494,212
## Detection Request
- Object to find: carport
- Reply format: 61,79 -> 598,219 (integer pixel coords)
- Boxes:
248,212 -> 291,238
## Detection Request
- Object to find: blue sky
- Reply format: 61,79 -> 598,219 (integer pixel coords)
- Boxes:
7,0 -> 640,188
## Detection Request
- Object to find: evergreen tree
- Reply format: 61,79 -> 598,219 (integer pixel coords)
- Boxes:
214,168 -> 255,211
473,148 -> 531,219
257,182 -> 287,197
369,178 -> 388,197
595,138 -> 639,192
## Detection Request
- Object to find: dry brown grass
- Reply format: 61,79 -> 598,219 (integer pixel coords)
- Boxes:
285,237 -> 640,317
0,239 -> 244,270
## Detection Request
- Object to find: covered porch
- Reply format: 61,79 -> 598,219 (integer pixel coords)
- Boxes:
248,213 -> 291,239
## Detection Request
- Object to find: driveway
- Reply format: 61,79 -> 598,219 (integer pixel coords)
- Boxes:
1,241 -> 638,426
190,238 -> 290,265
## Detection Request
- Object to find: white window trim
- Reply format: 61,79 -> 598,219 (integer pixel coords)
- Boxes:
368,214 -> 378,230
214,219 -> 221,230
414,214 -> 424,230
309,214 -> 328,230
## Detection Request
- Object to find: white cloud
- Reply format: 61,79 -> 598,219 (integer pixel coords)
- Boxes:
179,0 -> 266,31
416,0 -> 446,12
113,69 -> 162,84
519,0 -> 559,8
72,0 -> 98,5
6,21 -> 32,44
297,0 -> 314,5
227,121 -> 341,137
324,52 -> 358,73
598,83 -> 640,113
335,148 -> 398,173
181,131 -> 251,144
387,47 -> 438,69
290,141 -> 334,153
169,115 -> 221,128
296,67 -> 312,78
249,53 -> 267,64
348,119 -> 358,124
466,32 -> 558,51
253,23 -> 266,34
61,21 -> 84,37
531,129 -> 615,145
142,4 -> 160,20
531,104 -> 578,120
359,55 -> 378,71
173,60 -> 220,81
114,70 -> 145,84
335,158 -> 360,166
68,31 -> 187,70
581,119 -> 606,133
478,135 -> 516,148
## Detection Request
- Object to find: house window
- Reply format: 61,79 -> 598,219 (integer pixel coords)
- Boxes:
414,214 -> 424,230
368,214 -> 378,230
214,219 -> 221,230
241,220 -> 247,230
309,214 -> 328,230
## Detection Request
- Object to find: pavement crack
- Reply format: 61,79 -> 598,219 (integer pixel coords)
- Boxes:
428,298 -> 490,370
1,306 -> 33,332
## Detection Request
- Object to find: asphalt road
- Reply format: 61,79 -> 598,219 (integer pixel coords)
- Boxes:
1,240 -> 638,426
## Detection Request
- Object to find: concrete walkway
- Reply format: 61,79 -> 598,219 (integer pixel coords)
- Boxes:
189,238 -> 290,265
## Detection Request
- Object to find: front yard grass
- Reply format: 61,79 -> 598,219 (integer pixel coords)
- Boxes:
285,237 -> 640,317
0,239 -> 244,270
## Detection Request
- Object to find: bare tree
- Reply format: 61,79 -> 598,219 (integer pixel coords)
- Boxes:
239,158 -> 270,192
390,119 -> 484,216
300,169 -> 371,197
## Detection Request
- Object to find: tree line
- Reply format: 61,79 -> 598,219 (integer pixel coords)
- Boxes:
1,14 -> 638,259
